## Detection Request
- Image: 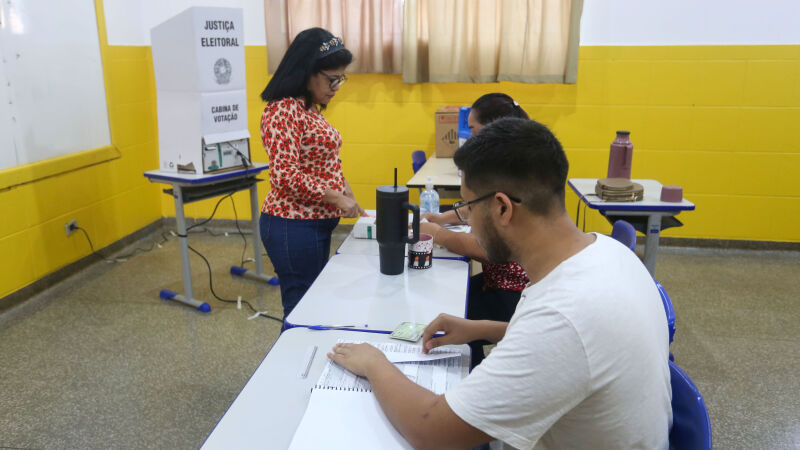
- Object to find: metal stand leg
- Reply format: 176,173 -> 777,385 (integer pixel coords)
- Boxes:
643,214 -> 662,276
165,186 -> 211,312
230,182 -> 279,285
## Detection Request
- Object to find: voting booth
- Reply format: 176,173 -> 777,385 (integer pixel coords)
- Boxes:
151,7 -> 250,173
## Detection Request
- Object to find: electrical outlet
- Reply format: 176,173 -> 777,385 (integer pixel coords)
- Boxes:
65,219 -> 77,236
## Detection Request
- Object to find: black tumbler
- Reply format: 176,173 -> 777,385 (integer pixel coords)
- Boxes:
376,185 -> 420,275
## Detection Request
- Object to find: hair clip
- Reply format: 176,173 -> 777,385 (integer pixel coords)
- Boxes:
513,100 -> 520,106
319,37 -> 344,54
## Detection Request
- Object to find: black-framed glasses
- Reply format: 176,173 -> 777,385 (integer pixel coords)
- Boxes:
320,71 -> 348,89
453,192 -> 522,223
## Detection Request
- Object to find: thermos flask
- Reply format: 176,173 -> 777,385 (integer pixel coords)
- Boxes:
607,130 -> 633,179
376,185 -> 420,275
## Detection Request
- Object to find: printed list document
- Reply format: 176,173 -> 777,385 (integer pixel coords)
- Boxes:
288,340 -> 464,449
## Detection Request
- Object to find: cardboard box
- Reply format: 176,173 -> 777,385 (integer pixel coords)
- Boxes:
151,7 -> 250,173
353,214 -> 377,239
156,89 -> 250,173
435,106 -> 461,158
151,7 -> 246,92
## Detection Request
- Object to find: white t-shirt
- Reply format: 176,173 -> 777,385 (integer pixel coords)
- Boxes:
446,234 -> 672,450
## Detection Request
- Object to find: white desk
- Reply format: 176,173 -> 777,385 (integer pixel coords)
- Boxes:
285,253 -> 470,332
336,232 -> 465,260
568,178 -> 695,276
200,328 -> 470,450
407,157 -> 461,190
143,163 -> 275,311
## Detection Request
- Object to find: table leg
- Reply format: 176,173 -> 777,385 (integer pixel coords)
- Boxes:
164,186 -> 210,312
250,183 -> 265,277
229,182 -> 279,285
643,214 -> 662,276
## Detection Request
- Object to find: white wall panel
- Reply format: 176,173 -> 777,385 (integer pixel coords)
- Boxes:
0,0 -> 110,170
104,0 -> 266,46
581,0 -> 800,45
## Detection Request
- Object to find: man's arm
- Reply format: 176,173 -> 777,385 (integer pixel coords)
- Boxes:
328,343 -> 492,450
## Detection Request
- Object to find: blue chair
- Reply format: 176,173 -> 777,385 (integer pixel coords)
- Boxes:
412,150 -> 427,174
654,279 -> 676,344
611,219 -> 637,251
669,360 -> 712,450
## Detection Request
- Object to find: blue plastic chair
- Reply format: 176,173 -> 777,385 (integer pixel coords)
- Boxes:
654,280 -> 676,344
412,150 -> 427,174
611,219 -> 637,251
669,360 -> 712,450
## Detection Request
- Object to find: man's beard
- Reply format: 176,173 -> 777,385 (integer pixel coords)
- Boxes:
482,218 -> 513,264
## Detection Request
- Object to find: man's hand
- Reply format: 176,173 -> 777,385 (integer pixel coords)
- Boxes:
422,314 -> 481,353
327,342 -> 389,377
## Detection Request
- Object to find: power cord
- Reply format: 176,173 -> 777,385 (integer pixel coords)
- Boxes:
72,192 -> 278,321
188,244 -> 281,322
74,226 -> 168,263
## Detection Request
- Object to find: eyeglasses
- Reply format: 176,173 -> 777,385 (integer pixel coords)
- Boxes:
453,192 -> 522,223
320,71 -> 348,89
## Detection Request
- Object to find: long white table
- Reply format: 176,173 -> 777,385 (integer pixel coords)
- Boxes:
285,253 -> 470,333
336,232 -> 465,260
200,328 -> 470,450
568,178 -> 695,276
406,157 -> 460,189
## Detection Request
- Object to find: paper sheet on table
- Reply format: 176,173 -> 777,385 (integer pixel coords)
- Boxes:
383,351 -> 460,364
289,340 -> 465,449
316,340 -> 464,394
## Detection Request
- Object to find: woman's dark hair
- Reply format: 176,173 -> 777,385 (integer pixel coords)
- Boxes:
261,27 -> 353,110
471,93 -> 529,125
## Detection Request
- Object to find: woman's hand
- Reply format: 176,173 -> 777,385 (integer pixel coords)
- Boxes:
338,196 -> 364,218
422,210 -> 461,226
324,189 -> 363,218
419,222 -> 443,242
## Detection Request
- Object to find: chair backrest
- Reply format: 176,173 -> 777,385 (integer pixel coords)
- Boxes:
611,219 -> 637,251
669,360 -> 712,450
654,280 -> 676,344
412,150 -> 427,174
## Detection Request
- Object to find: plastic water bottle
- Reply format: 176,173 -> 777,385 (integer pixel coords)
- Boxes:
420,176 -> 440,215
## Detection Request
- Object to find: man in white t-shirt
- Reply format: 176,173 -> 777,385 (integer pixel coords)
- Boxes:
328,118 -> 672,449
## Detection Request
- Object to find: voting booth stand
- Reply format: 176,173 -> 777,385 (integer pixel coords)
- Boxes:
151,7 -> 250,174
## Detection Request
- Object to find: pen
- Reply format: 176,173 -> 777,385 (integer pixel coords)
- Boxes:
307,324 -> 356,330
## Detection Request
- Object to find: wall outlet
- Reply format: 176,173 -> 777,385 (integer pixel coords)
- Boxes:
65,220 -> 77,236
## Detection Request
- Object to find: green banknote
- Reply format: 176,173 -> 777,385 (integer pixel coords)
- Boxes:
390,322 -> 427,342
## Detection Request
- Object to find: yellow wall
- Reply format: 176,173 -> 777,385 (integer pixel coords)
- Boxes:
315,45 -> 800,241
0,43 -> 162,299
2,42 -> 798,299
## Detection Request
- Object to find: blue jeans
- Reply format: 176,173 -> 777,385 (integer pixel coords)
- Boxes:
260,213 -> 340,321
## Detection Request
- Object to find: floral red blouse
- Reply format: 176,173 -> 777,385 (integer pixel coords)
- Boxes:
482,262 -> 529,292
260,97 -> 345,219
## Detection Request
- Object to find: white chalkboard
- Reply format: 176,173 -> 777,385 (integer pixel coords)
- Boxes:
0,0 -> 111,171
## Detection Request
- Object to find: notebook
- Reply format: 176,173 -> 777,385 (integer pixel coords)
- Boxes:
288,340 -> 464,450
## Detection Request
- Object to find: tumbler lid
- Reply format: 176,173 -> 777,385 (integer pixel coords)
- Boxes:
377,185 -> 409,195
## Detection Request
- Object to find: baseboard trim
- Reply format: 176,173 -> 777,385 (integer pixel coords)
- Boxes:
656,237 -> 800,251
0,219 -> 165,315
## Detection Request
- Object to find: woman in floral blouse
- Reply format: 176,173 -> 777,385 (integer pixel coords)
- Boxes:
259,28 -> 363,321
420,93 -> 530,366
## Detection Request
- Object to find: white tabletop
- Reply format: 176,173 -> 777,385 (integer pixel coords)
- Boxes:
337,210 -> 466,260
201,328 -> 470,450
285,253 -> 470,332
568,178 -> 695,212
143,162 -> 269,186
336,234 -> 465,260
407,158 -> 461,189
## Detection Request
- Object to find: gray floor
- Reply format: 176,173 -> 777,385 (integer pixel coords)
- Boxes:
0,225 -> 798,449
